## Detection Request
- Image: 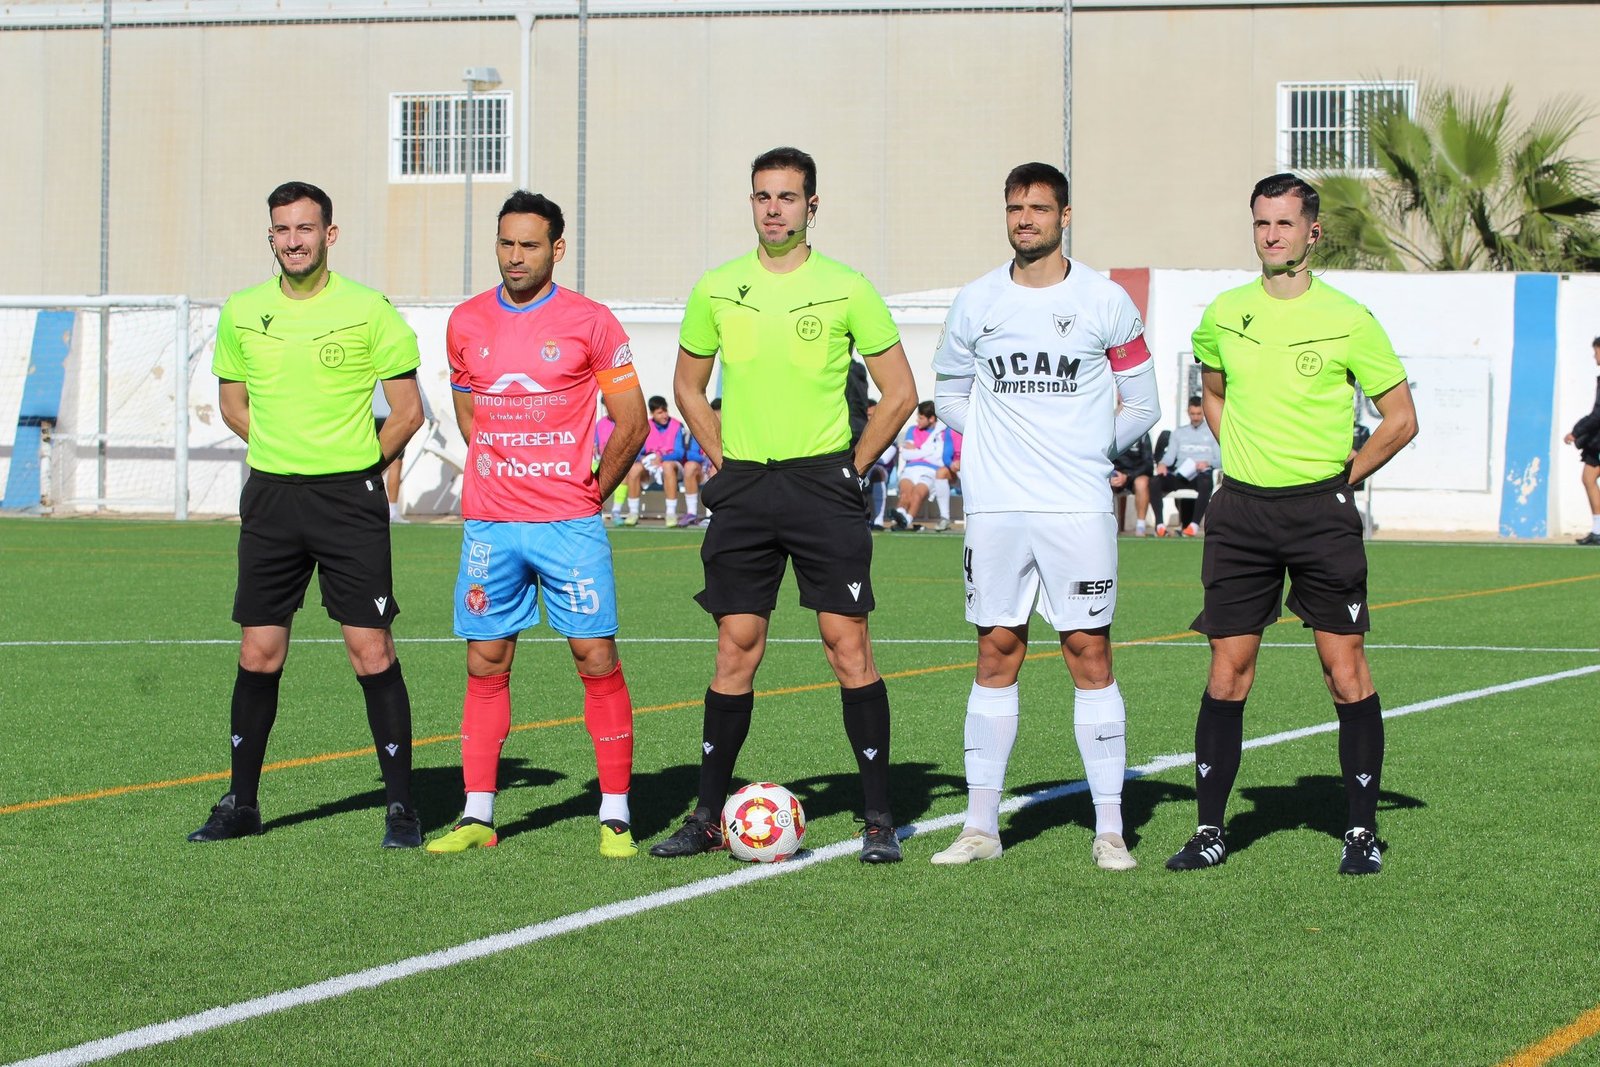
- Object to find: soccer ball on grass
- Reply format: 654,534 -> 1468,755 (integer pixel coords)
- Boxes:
721,782 -> 806,862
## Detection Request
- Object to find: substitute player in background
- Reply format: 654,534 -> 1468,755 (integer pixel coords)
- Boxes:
429,191 -> 649,857
930,162 -> 1159,870
652,146 -> 918,863
191,180 -> 425,848
1167,173 -> 1417,876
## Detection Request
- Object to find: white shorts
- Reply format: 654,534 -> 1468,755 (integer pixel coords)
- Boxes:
900,464 -> 939,489
962,511 -> 1119,631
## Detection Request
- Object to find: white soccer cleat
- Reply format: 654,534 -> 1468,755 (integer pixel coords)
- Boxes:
930,829 -> 1003,865
1092,832 -> 1137,871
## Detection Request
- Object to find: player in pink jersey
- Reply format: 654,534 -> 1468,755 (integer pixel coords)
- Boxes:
430,191 -> 649,857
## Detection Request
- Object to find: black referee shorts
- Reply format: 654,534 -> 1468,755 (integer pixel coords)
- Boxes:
1191,473 -> 1369,637
695,450 -> 875,616
233,467 -> 399,629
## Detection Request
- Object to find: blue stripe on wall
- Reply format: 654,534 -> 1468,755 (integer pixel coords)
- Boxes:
1498,274 -> 1559,538
3,310 -> 75,511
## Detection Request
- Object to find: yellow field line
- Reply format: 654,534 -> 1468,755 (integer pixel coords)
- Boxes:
3,573 -> 1593,818
1498,1005 -> 1600,1066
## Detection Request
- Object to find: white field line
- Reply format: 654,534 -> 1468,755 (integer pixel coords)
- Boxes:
9,661 -> 1599,1067
2,637 -> 1597,654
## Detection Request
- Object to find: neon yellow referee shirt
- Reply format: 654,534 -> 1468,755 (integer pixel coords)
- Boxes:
213,272 -> 420,475
679,250 -> 899,463
1192,277 -> 1406,487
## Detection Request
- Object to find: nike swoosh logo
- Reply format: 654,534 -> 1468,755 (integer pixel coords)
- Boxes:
981,324 -> 999,334
1088,604 -> 1108,616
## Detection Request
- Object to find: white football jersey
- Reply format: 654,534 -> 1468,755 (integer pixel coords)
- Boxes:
933,258 -> 1152,514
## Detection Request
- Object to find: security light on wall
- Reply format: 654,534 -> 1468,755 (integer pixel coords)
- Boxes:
463,67 -> 502,90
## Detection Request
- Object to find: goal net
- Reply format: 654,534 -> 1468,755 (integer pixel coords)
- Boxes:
0,296 -> 224,519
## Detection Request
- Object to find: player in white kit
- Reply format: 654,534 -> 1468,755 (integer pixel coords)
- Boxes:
930,162 -> 1160,869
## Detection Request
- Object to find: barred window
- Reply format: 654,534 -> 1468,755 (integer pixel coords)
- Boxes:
1277,81 -> 1416,173
389,92 -> 512,182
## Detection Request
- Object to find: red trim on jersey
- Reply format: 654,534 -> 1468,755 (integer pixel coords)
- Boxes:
1107,334 -> 1152,372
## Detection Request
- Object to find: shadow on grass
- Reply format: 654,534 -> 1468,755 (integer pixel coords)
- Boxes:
1004,775 -> 1197,851
788,760 -> 964,828
268,758 -> 967,845
258,760 -> 565,836
1222,774 -> 1424,855
499,759 -> 966,845
496,762 -> 702,843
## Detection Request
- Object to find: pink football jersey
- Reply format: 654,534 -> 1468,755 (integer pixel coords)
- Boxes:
447,285 -> 639,522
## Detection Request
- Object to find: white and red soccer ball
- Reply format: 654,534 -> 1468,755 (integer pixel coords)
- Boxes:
721,782 -> 806,862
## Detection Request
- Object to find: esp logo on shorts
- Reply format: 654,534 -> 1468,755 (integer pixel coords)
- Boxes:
1074,579 -> 1114,597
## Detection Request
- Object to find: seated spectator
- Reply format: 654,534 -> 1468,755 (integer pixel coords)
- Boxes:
890,400 -> 946,531
1111,429 -> 1155,536
679,398 -> 720,526
932,428 -> 962,532
863,397 -> 896,530
1152,396 -> 1220,537
624,395 -> 688,525
597,411 -> 630,524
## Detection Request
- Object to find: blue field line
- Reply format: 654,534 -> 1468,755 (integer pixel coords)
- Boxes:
8,662 -> 1600,1067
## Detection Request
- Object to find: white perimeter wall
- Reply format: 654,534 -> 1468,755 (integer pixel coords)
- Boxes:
1,271 -> 1596,536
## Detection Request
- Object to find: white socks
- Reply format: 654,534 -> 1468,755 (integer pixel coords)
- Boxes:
1591,513 -> 1600,535
464,790 -> 495,824
963,681 -> 1020,837
665,499 -> 678,520
686,493 -> 699,516
599,792 -> 631,825
934,477 -> 952,520
468,791 -> 629,826
627,496 -> 641,517
1073,682 -> 1128,837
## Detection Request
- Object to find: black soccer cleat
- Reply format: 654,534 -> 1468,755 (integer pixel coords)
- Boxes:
187,793 -> 262,842
859,819 -> 903,864
1338,828 -> 1383,875
382,802 -> 423,849
1577,533 -> 1600,546
1166,825 -> 1227,871
648,814 -> 726,858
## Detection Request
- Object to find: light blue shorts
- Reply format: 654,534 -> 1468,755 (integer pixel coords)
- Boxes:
453,517 -> 619,640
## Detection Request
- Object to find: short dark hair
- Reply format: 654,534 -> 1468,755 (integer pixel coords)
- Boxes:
916,400 -> 936,419
497,190 -> 565,241
1592,336 -> 1600,347
751,147 -> 817,199
1004,162 -> 1070,211
1187,396 -> 1203,408
647,395 -> 668,412
268,181 -> 332,225
710,397 -> 722,411
1250,173 -> 1320,220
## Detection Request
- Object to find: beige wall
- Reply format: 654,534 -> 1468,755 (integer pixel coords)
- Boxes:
2,4 -> 1597,303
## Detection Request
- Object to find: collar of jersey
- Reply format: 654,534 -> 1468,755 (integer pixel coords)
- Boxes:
497,283 -> 559,314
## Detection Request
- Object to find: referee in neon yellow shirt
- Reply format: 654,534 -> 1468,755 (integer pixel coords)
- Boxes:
189,181 -> 426,848
1166,173 -> 1418,877
651,147 -> 918,863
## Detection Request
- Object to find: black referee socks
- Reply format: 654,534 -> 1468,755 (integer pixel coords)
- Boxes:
696,689 -> 754,818
841,679 -> 893,825
358,659 -> 413,810
1334,693 -> 1384,831
1195,691 -> 1246,829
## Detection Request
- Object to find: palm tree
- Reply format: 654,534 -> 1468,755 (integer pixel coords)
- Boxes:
1314,85 -> 1600,272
